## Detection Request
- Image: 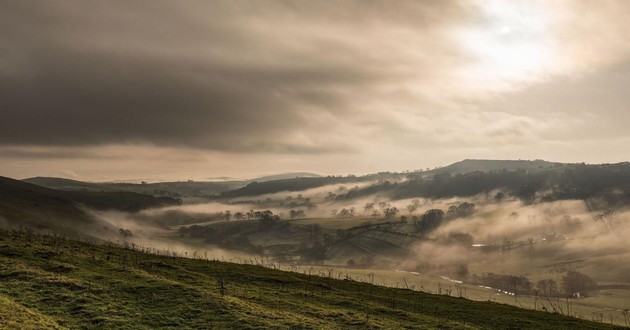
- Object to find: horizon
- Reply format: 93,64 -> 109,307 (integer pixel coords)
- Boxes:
2,1 -> 630,181
8,158 -> 621,183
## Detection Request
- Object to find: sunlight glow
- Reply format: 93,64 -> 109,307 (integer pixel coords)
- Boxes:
457,1 -> 557,90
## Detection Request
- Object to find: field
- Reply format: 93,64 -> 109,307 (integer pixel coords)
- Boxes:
163,228 -> 630,327
286,217 -> 377,230
0,229 -> 623,329
285,264 -> 630,327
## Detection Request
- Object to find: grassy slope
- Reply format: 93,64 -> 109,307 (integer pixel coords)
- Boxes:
435,159 -> 563,174
23,176 -> 243,198
0,177 -> 96,233
0,230 -> 623,330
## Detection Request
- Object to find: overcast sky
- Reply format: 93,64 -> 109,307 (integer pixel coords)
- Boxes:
2,0 -> 630,181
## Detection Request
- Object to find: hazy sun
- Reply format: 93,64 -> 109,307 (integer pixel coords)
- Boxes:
457,1 -> 556,90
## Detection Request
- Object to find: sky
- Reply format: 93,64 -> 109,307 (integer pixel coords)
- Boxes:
2,0 -> 630,182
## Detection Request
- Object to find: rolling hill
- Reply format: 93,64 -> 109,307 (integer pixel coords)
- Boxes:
0,176 -> 181,234
435,159 -> 566,174
24,177 -> 243,198
249,172 -> 322,182
0,228 -> 622,329
0,176 -> 97,233
17,177 -> 181,212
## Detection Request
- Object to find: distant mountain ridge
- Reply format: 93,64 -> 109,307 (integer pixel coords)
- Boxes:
435,159 -> 565,174
248,172 -> 321,183
21,160 -> 577,199
23,177 -> 117,191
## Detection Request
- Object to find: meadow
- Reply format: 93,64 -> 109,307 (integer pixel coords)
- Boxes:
0,228 -> 623,329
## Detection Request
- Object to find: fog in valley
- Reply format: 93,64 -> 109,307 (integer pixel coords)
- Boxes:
3,0 -> 630,327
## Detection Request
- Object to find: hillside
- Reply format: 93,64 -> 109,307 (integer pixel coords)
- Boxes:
24,177 -> 243,198
23,160 -> 574,200
249,172 -> 322,182
436,159 -> 565,174
0,177 -> 96,233
13,177 -> 181,212
22,177 -> 119,192
0,229 -> 622,330
221,177 -> 362,198
322,162 -> 630,208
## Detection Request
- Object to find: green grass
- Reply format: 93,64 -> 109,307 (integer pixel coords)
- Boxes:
0,229 -> 625,329
285,217 -> 375,230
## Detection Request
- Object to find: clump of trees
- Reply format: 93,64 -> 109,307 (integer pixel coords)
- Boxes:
415,209 -> 444,234
472,273 -> 532,294
289,209 -> 306,219
118,228 -> 133,238
239,210 -> 280,223
337,208 -> 355,218
413,202 -> 475,234
536,279 -> 559,297
406,199 -> 421,213
383,206 -> 399,219
445,202 -> 475,220
562,270 -> 597,296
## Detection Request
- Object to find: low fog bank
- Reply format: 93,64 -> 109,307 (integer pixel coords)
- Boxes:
77,208 -> 254,262
66,183 -> 630,300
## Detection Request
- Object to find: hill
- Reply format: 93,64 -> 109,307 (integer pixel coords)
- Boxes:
326,162 -> 630,208
221,176 -> 363,198
24,177 -> 244,198
22,177 -> 118,192
0,176 -> 182,235
0,177 -> 97,233
248,172 -> 322,182
0,229 -> 621,330
217,160 -> 568,199
17,177 -> 181,212
436,159 -> 565,174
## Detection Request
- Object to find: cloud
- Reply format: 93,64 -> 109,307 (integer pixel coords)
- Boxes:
0,0 -> 465,153
1,1 -> 630,180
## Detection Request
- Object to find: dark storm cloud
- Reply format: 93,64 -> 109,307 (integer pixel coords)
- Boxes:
0,146 -> 99,160
0,1 -> 465,153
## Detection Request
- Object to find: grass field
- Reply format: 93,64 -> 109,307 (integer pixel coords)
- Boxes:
286,217 -> 377,230
282,262 -> 630,327
0,229 -> 625,329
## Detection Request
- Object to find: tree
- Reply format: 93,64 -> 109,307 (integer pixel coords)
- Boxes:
384,206 -> 399,219
455,264 -> 469,279
289,209 -> 305,219
258,210 -> 277,224
234,212 -> 244,221
324,192 -> 337,201
562,270 -> 596,295
119,228 -> 132,238
338,208 -> 354,218
416,209 -> 444,233
536,279 -> 559,297
445,202 -> 475,220
406,199 -> 421,214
